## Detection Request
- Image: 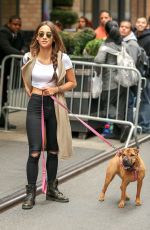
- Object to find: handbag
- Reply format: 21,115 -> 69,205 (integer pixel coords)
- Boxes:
101,44 -> 139,87
91,70 -> 103,98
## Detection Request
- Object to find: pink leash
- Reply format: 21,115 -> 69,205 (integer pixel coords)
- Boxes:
41,94 -> 116,193
51,95 -> 116,149
41,93 -> 47,193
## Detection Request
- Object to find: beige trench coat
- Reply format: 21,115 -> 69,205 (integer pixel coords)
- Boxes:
21,51 -> 73,159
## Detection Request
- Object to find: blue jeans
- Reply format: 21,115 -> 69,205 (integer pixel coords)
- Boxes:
138,79 -> 150,133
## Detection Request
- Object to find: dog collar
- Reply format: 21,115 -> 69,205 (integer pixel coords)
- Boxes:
120,158 -> 138,181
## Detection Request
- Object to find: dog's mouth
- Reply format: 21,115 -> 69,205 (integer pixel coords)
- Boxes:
122,160 -> 135,170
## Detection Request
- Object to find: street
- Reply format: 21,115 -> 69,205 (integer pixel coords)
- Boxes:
0,140 -> 150,230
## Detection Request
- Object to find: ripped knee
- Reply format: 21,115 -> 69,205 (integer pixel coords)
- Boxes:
30,151 -> 40,158
47,150 -> 58,155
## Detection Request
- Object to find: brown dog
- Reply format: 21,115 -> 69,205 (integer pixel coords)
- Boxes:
99,148 -> 145,208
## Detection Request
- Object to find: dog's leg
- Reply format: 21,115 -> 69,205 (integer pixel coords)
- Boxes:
135,180 -> 143,206
125,193 -> 130,201
118,180 -> 128,208
125,182 -> 130,201
99,171 -> 115,201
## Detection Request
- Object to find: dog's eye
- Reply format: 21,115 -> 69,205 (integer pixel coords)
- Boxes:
131,154 -> 135,157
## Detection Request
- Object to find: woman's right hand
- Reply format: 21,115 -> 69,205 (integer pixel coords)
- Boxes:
42,86 -> 59,96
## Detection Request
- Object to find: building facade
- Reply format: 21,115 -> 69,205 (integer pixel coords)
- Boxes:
76,0 -> 150,28
0,0 -> 53,30
0,0 -> 150,30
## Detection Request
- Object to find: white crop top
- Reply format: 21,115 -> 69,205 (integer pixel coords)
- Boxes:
23,52 -> 73,89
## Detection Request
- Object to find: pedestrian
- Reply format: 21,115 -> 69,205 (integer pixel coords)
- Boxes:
94,20 -> 127,141
0,15 -> 26,129
21,21 -> 77,209
53,20 -> 63,32
119,21 -> 141,124
77,16 -> 93,30
135,17 -> 150,133
95,10 -> 112,39
135,17 -> 150,56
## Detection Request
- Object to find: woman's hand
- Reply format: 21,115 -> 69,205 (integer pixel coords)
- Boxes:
42,86 -> 59,95
42,68 -> 77,96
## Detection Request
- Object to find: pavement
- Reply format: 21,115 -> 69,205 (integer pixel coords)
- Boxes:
0,139 -> 150,230
0,111 -> 149,203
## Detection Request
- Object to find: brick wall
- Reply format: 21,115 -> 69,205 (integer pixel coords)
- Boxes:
1,0 -> 17,25
73,0 -> 80,12
146,0 -> 150,19
131,0 -> 150,24
20,0 -> 42,30
1,0 -> 150,30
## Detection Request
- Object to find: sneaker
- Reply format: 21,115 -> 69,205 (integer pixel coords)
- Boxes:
104,133 -> 120,140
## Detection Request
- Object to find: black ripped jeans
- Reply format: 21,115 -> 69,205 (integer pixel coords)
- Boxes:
26,94 -> 59,185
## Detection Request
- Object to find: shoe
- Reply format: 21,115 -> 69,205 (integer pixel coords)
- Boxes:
0,114 -> 17,129
0,122 -> 16,129
46,179 -> 69,203
104,133 -> 120,140
8,123 -> 16,129
120,126 -> 130,143
22,184 -> 37,210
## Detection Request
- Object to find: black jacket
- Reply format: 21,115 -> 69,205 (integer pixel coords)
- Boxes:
0,25 -> 25,64
136,29 -> 150,56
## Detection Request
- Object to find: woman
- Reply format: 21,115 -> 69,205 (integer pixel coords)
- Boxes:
94,20 -> 127,141
21,21 -> 77,209
53,20 -> 63,32
77,16 -> 93,30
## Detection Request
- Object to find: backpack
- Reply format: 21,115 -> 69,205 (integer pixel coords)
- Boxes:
136,47 -> 150,78
101,44 -> 139,87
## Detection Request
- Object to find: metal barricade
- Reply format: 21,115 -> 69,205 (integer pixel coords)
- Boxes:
0,55 -> 143,147
0,54 -> 28,128
70,61 -> 143,146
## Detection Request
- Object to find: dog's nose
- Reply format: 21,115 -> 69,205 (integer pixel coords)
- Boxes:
123,157 -> 128,163
123,157 -> 132,167
123,157 -> 129,165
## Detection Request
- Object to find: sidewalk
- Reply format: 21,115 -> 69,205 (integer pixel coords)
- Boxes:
0,111 -> 148,201
0,141 -> 150,230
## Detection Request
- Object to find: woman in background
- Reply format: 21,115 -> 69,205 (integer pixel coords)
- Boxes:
94,20 -> 127,142
77,16 -> 93,30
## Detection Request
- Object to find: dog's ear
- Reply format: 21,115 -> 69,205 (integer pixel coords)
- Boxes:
133,148 -> 139,155
117,149 -> 124,156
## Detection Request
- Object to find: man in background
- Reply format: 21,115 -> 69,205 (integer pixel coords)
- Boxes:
0,15 -> 26,129
119,20 -> 141,142
95,10 -> 112,39
135,17 -> 150,133
120,20 -> 140,64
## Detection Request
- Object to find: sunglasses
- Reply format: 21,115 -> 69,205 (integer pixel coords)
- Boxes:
38,31 -> 52,38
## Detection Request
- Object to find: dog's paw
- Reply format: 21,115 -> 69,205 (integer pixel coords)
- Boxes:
118,200 -> 125,208
98,192 -> 105,201
126,194 -> 130,201
135,198 -> 142,206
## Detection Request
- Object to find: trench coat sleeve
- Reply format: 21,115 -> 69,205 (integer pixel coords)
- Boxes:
94,45 -> 107,64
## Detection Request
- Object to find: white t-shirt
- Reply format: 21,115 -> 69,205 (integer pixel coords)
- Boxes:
23,52 -> 72,89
